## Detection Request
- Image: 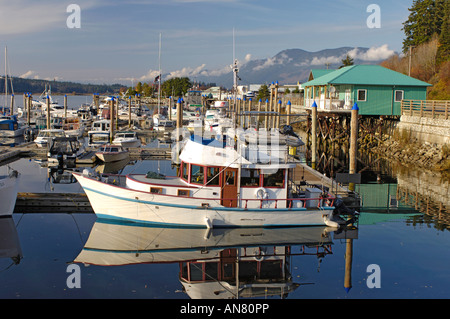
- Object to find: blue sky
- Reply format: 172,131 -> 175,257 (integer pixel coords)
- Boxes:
0,0 -> 412,85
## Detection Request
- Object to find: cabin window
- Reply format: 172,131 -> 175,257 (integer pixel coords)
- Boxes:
181,162 -> 188,180
177,189 -> 190,197
241,169 -> 260,187
263,169 -> 285,188
206,167 -> 220,186
357,89 -> 367,102
224,170 -> 236,186
190,164 -> 204,184
395,90 -> 404,102
150,187 -> 163,194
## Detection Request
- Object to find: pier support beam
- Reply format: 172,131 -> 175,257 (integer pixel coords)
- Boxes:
349,103 -> 359,192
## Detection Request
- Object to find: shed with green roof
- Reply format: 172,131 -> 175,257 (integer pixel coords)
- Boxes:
302,65 -> 431,115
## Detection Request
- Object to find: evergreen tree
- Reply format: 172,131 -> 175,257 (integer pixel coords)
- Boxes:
339,54 -> 354,68
402,0 -> 447,53
256,84 -> 270,101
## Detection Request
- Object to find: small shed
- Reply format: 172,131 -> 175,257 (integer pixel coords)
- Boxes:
302,65 -> 431,115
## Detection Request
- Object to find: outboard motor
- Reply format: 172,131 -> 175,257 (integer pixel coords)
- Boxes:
280,125 -> 299,138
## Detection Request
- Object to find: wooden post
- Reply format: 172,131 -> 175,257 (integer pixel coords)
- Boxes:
169,96 -> 172,121
257,98 -> 262,130
176,97 -> 183,129
311,101 -> 317,169
264,99 -> 269,130
128,96 -> 132,128
349,103 -> 359,192
46,95 -> 51,129
10,94 -> 14,115
276,99 -> 281,128
110,97 -> 115,143
27,94 -> 31,126
286,100 -> 291,126
64,95 -> 67,118
247,98 -> 252,128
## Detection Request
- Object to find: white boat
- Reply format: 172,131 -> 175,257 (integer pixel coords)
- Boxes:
47,136 -> 86,167
95,144 -> 129,163
73,127 -> 353,228
34,129 -> 66,148
87,119 -> 111,145
0,116 -> 26,137
112,131 -> 141,148
0,169 -> 19,217
73,220 -> 335,298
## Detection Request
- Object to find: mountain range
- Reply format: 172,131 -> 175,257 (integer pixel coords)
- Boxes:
194,45 -> 396,88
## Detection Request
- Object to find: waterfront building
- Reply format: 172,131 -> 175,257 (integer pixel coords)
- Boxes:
302,65 -> 431,116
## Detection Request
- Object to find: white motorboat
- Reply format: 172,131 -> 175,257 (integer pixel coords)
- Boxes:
47,136 -> 86,168
0,116 -> 26,138
0,169 -> 19,217
73,127 -> 355,228
87,119 -> 111,146
34,129 -> 66,148
112,131 -> 141,148
95,144 -> 129,163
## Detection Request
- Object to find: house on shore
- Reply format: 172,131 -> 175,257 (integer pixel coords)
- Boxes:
301,65 -> 431,116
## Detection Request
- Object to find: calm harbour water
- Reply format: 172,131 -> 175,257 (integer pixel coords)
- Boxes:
1,95 -> 449,300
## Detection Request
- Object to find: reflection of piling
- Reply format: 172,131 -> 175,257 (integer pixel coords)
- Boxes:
349,103 -> 359,192
344,238 -> 353,293
311,101 -> 317,169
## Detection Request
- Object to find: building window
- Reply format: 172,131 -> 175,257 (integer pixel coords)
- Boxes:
395,90 -> 404,102
357,89 -> 367,102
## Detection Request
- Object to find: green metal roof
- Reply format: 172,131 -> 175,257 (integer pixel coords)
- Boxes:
309,69 -> 334,79
302,65 -> 432,87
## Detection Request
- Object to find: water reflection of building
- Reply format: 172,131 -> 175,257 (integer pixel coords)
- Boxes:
74,220 -> 343,299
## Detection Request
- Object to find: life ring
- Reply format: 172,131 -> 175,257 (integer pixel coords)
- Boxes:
255,187 -> 268,200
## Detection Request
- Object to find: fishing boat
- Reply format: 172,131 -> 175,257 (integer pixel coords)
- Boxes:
34,128 -> 66,147
73,127 -> 353,228
112,131 -> 141,148
0,169 -> 19,217
95,144 -> 129,163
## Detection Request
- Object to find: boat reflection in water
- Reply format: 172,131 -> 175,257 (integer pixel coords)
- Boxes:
0,217 -> 23,268
74,219 -> 353,298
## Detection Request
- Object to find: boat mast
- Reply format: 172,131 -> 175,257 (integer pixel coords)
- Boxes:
4,46 -> 8,112
158,32 -> 161,115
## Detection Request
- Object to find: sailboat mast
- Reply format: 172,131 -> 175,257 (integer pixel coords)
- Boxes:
4,46 -> 8,111
158,33 -> 161,115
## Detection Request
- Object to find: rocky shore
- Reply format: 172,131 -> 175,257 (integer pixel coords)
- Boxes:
370,136 -> 450,173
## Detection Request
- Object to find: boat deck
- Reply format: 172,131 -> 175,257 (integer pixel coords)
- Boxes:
128,174 -> 193,188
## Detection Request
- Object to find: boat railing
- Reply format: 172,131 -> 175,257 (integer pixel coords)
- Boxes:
223,196 -> 335,209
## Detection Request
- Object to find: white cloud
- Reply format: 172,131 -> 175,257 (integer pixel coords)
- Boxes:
19,70 -> 39,79
253,57 -> 277,71
310,56 -> 342,66
347,44 -> 395,61
167,64 -> 207,79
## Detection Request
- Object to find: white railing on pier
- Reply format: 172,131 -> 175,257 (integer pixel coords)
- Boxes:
401,100 -> 450,120
304,98 -> 352,111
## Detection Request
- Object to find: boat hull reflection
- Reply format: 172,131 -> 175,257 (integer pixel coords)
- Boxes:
74,220 -> 337,298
